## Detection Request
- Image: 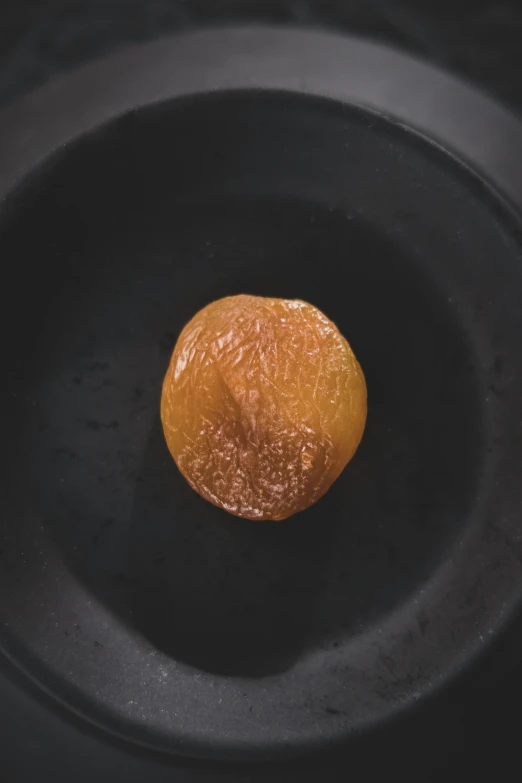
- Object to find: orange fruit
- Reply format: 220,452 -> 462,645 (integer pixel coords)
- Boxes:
161,295 -> 367,521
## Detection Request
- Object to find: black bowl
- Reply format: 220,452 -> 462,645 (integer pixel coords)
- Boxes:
1,27 -> 522,766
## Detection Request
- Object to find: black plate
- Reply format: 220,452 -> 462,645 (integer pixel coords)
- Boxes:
2,27 -> 522,767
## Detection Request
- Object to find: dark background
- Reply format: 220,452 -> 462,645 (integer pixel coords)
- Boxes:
1,1 -> 522,781
0,0 -> 522,114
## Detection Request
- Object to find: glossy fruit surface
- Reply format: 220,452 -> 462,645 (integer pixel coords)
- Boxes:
161,295 -> 367,520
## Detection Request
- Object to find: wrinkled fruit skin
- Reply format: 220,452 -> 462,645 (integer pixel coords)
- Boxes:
161,295 -> 367,521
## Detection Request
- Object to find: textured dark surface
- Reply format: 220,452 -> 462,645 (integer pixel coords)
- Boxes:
0,1 -> 522,113
3,90 -> 507,754
5,78 -> 522,767
1,4 -> 522,783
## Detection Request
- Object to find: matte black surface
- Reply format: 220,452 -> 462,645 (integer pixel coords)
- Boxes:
2,2 -> 522,115
2,26 -> 522,781
2,87 -> 522,758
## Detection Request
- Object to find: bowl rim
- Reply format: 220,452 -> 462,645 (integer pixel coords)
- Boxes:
0,26 -> 522,212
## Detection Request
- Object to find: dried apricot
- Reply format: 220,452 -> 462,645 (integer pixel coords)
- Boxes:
161,295 -> 367,520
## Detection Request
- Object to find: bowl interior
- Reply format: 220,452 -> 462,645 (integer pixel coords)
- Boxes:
1,90 -> 521,757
